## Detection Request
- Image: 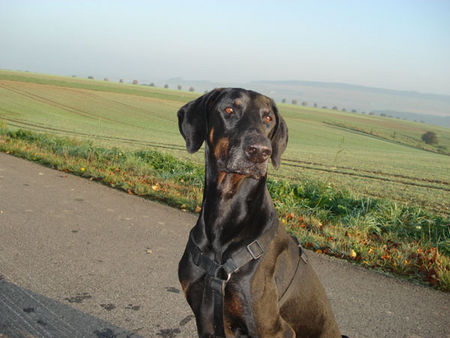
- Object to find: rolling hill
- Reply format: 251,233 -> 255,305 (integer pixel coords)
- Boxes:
0,69 -> 449,215
162,78 -> 450,127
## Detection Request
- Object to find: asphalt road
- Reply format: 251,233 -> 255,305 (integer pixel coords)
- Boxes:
0,153 -> 448,338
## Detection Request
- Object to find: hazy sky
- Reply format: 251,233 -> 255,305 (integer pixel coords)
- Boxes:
1,0 -> 449,95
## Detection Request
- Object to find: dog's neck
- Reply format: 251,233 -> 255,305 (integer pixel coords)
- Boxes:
193,148 -> 277,257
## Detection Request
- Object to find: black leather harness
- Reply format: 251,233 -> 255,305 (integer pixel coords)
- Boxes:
187,231 -> 307,337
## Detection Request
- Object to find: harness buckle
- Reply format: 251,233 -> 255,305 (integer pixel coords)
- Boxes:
247,240 -> 264,259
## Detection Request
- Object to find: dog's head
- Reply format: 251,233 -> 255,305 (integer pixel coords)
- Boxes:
178,88 -> 288,178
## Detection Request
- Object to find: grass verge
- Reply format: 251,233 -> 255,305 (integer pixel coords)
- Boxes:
1,124 -> 448,291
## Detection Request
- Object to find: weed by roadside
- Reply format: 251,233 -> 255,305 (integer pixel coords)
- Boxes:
1,126 -> 448,291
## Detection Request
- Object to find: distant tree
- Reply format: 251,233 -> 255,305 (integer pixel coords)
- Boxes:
149,82 -> 155,87
361,111 -> 366,114
164,84 -> 169,88
88,76 -> 94,80
104,78 -> 109,81
380,113 -> 386,117
369,112 -> 375,115
281,98 -> 286,103
332,106 -> 338,110
119,79 -> 124,83
342,108 -> 346,112
421,131 -> 438,145
189,86 -> 195,92
132,80 -> 139,85
72,75 -> 77,78
322,106 -> 327,109
313,102 -> 317,108
291,99 -> 298,105
301,101 -> 307,106
351,109 -> 357,113
177,85 -> 182,90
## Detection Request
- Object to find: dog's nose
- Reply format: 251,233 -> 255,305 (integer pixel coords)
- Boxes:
245,144 -> 272,163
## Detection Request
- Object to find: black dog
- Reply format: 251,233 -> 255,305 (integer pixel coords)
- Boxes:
178,88 -> 343,337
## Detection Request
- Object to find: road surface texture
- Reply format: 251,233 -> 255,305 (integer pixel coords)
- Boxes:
0,153 -> 448,337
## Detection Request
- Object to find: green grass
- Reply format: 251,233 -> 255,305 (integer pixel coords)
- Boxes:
323,120 -> 449,155
0,69 -> 198,103
1,70 -> 449,215
1,126 -> 448,290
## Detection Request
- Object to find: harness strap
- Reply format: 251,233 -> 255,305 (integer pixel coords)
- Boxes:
210,277 -> 226,336
187,229 -> 274,337
187,231 -> 306,337
278,236 -> 308,304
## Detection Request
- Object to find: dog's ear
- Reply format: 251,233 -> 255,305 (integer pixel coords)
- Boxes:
270,104 -> 288,169
177,89 -> 221,153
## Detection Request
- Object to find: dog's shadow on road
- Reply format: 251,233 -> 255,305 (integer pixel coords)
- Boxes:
0,278 -> 138,338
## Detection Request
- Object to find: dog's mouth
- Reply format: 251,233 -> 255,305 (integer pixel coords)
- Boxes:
220,169 -> 260,180
215,144 -> 269,180
218,162 -> 268,180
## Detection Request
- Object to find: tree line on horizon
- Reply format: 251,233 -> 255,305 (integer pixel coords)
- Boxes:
79,74 -> 437,140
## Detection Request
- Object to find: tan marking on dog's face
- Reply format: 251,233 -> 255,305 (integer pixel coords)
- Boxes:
209,127 -> 215,144
218,171 -> 227,185
214,137 -> 229,160
219,173 -> 245,199
254,95 -> 272,110
231,173 -> 245,186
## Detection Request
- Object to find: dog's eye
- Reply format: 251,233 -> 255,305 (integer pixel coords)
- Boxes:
265,115 -> 273,123
224,107 -> 234,114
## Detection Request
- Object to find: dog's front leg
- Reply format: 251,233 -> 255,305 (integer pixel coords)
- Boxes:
250,268 -> 296,337
179,251 -> 216,337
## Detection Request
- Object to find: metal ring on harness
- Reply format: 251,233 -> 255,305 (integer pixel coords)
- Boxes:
187,229 -> 274,337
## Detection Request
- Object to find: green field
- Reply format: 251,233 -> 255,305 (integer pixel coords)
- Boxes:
1,69 -> 449,215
